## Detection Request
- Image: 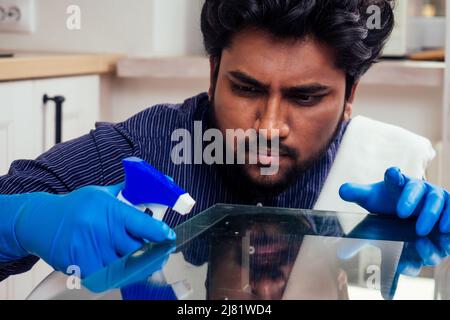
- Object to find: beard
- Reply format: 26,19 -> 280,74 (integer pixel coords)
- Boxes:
208,96 -> 346,201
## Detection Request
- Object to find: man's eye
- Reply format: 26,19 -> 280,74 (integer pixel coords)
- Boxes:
291,95 -> 323,106
232,84 -> 261,95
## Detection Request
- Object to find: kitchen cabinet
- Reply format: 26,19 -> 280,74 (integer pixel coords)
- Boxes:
0,81 -> 44,174
0,75 -> 100,300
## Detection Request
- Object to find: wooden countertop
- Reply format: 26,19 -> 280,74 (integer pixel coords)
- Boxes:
0,52 -> 124,81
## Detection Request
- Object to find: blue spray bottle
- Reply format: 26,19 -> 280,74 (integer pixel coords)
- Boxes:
117,157 -> 196,221
115,157 -> 196,299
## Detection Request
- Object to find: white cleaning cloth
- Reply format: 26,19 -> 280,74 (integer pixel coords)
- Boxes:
313,116 -> 436,215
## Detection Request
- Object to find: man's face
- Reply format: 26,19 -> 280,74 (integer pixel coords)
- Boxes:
209,28 -> 354,193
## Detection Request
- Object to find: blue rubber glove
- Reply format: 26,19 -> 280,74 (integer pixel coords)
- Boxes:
0,184 -> 176,278
339,167 -> 450,236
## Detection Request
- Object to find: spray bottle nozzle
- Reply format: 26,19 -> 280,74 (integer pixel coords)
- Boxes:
117,157 -> 196,221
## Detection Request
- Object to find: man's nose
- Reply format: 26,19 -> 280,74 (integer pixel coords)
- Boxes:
254,95 -> 290,140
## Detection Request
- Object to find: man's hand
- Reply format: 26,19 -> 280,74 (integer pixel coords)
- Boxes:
1,184 -> 175,278
339,167 -> 450,236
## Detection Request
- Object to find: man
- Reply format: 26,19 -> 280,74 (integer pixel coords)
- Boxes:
0,0 -> 449,281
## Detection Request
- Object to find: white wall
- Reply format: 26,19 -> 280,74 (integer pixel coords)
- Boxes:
0,0 -> 205,56
152,0 -> 204,56
0,0 -> 154,55
110,77 -> 209,121
353,84 -> 443,144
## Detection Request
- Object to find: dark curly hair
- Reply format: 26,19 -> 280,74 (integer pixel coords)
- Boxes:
201,0 -> 395,99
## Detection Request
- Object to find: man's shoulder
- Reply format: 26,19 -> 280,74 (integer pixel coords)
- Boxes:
117,92 -> 209,138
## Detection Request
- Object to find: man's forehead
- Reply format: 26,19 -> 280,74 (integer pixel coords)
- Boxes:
221,28 -> 345,86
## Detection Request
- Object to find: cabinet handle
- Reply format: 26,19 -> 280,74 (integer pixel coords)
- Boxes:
43,94 -> 65,145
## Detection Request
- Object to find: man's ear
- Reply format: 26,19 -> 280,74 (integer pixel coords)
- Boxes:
208,56 -> 220,101
344,81 -> 359,122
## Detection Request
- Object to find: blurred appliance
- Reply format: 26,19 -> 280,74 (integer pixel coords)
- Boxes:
383,0 -> 446,57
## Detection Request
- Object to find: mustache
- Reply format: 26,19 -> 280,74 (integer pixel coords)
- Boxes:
240,137 -> 298,158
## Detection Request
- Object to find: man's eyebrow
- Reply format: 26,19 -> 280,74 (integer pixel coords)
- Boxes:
228,70 -> 331,94
283,84 -> 331,95
228,71 -> 269,89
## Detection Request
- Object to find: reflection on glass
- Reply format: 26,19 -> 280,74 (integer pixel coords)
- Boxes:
63,205 -> 450,300
207,214 -> 313,300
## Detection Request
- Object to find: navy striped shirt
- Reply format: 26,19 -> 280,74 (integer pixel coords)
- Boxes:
0,92 -> 347,280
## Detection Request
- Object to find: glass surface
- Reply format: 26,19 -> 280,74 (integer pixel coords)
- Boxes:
43,204 -> 450,300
